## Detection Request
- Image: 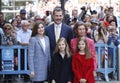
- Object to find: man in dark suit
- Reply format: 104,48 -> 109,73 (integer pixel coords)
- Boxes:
45,6 -> 73,55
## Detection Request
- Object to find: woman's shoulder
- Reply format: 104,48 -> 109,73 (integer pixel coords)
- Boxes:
29,37 -> 37,42
44,35 -> 49,39
44,35 -> 50,42
86,37 -> 95,44
30,36 -> 36,40
86,37 -> 94,41
71,38 -> 78,42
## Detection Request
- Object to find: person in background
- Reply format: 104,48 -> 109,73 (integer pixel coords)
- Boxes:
34,15 -> 42,22
11,18 -> 19,34
0,12 -> 9,29
84,22 -> 92,38
107,26 -> 119,80
16,20 -> 32,82
28,22 -> 51,83
0,23 -> 18,45
64,13 -> 71,25
20,9 -> 27,20
17,20 -> 32,45
90,18 -> 99,39
94,21 -> 108,67
83,14 -> 91,23
28,9 -> 34,19
0,23 -> 18,83
98,6 -> 104,21
45,6 -> 73,55
70,9 -> 78,24
42,15 -> 51,27
94,21 -> 109,44
49,37 -> 73,83
107,7 -> 117,27
78,6 -> 87,21
45,10 -> 52,24
94,21 -> 109,80
106,15 -> 118,28
72,37 -> 95,83
15,15 -> 22,30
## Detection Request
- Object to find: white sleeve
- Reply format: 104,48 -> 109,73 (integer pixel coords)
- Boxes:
16,31 -> 21,43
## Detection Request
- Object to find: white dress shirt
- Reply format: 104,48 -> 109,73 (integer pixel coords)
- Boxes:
17,29 -> 32,43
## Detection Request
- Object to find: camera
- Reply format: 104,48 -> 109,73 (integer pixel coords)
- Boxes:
81,6 -> 85,10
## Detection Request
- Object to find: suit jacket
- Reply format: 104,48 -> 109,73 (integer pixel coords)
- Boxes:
49,52 -> 73,83
28,35 -> 51,81
45,23 -> 73,55
70,37 -> 97,70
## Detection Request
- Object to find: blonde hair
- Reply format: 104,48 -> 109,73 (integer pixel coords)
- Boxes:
53,37 -> 71,58
3,23 -> 13,29
99,21 -> 106,28
76,37 -> 91,59
84,22 -> 92,28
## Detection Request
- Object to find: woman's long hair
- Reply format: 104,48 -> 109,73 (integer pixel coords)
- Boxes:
53,37 -> 71,58
76,37 -> 92,59
31,21 -> 44,37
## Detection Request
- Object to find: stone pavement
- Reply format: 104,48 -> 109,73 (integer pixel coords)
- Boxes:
96,81 -> 120,83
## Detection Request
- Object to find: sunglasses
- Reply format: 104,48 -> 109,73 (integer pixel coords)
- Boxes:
4,28 -> 11,30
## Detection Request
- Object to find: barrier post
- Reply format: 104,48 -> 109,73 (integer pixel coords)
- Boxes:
118,45 -> 120,80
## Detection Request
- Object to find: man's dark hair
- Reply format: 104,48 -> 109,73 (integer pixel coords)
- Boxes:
108,7 -> 113,10
80,6 -> 85,11
53,6 -> 63,15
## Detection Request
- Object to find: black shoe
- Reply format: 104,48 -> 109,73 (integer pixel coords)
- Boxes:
24,79 -> 31,83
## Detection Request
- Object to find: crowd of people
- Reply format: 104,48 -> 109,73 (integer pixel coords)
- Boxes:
0,3 -> 120,83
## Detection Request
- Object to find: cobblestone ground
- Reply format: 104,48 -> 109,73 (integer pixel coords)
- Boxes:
0,77 -> 120,83
0,80 -> 120,83
96,81 -> 120,83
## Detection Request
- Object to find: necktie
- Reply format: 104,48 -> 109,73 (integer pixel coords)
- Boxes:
55,25 -> 60,42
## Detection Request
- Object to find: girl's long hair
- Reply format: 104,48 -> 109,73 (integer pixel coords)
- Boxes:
76,37 -> 92,59
53,37 -> 71,58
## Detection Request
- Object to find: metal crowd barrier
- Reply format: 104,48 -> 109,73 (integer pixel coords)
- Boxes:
0,44 -> 118,82
95,44 -> 117,81
118,45 -> 120,80
0,45 -> 30,75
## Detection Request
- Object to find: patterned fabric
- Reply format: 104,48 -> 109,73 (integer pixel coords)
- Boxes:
0,34 -> 18,45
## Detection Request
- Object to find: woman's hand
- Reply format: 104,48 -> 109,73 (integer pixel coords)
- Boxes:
51,80 -> 56,83
101,29 -> 104,35
67,81 -> 72,83
93,71 -> 97,77
30,71 -> 35,78
79,78 -> 86,83
8,41 -> 13,45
